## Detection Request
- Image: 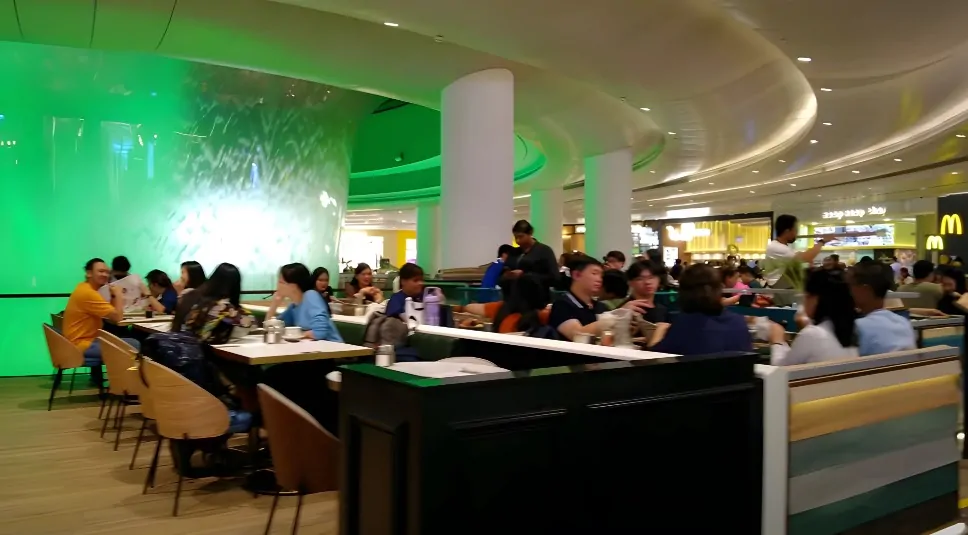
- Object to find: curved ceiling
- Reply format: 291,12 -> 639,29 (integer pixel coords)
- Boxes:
4,0 -> 968,225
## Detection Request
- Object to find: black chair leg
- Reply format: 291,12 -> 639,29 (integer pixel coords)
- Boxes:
172,471 -> 183,517
98,395 -> 107,420
47,369 -> 64,411
100,397 -> 115,438
113,401 -> 127,451
143,436 -> 163,494
68,369 -> 77,395
292,493 -> 304,535
265,491 -> 280,535
130,418 -> 148,469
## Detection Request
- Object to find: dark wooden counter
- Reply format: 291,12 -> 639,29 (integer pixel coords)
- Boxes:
339,352 -> 763,535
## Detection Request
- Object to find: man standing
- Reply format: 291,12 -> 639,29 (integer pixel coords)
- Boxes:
765,214 -> 834,286
63,258 -> 139,387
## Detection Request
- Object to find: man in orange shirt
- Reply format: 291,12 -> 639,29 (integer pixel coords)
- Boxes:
63,258 -> 140,387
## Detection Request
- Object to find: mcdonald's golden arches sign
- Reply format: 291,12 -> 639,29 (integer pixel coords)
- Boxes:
940,214 -> 963,235
926,235 -> 945,251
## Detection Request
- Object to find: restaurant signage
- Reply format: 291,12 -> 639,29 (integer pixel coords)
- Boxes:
926,235 -> 945,251
940,214 -> 963,235
822,206 -> 887,220
666,222 -> 711,242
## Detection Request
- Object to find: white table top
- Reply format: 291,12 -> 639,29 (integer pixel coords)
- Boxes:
118,315 -> 174,326
329,314 -> 678,361
132,321 -> 173,332
211,338 -> 374,365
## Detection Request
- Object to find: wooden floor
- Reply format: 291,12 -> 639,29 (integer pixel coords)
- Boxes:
0,375 -> 338,535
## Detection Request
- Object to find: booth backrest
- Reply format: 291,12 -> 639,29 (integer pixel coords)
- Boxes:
782,346 -> 961,535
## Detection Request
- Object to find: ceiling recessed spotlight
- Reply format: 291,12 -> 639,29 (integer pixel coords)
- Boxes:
383,21 -> 399,27
649,170 -> 656,173
752,170 -> 760,173
797,57 -> 812,62
640,107 -> 650,111
397,210 -> 403,214
667,132 -> 676,135
894,158 -> 902,162
822,122 -> 832,126
790,184 -> 797,187
749,190 -> 756,194
648,204 -> 653,207
953,171 -> 960,175
779,159 -> 786,163
401,219 -> 408,223
820,88 -> 832,92
809,139 -> 819,144
708,182 -> 714,185
852,170 -> 860,174
630,197 -> 634,200
817,194 -> 822,197
677,189 -> 683,192
957,134 -> 966,138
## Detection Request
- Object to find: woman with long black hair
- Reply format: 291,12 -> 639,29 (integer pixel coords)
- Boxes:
492,273 -> 552,335
769,269 -> 859,365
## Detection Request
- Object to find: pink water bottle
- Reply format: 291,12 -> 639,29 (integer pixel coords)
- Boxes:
423,287 -> 441,326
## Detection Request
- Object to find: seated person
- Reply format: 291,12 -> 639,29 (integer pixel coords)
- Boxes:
493,274 -> 552,334
481,244 -> 514,289
266,263 -> 343,342
937,266 -> 967,315
312,266 -> 335,303
898,260 -> 944,309
345,262 -> 384,302
385,263 -> 425,320
144,269 -> 179,314
769,269 -> 859,365
600,269 -> 630,310
548,255 -> 607,341
721,267 -> 742,306
850,262 -> 917,356
176,263 -> 254,344
737,265 -> 761,307
111,255 -> 132,282
650,264 -> 753,355
63,258 -> 138,386
604,250 -> 626,271
621,259 -> 669,327
174,260 -> 207,297
898,266 -> 913,285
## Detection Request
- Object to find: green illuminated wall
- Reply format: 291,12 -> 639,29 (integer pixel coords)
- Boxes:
0,41 -> 376,376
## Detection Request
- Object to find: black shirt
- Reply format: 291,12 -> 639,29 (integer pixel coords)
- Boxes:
516,241 -> 559,288
620,296 -> 669,324
549,291 -> 608,332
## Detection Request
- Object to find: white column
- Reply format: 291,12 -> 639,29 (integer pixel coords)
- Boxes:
529,188 -> 564,258
440,69 -> 515,268
584,148 -> 632,258
416,202 -> 440,275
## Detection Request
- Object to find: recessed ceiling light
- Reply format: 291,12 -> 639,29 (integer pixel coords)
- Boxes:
817,194 -> 822,197
397,210 -> 403,214
953,171 -> 960,175
630,197 -> 634,200
752,170 -> 759,173
649,170 -> 656,173
957,134 -> 966,138
401,219 -> 408,223
640,107 -> 650,111
668,132 -> 676,135
677,189 -> 683,192
383,21 -> 399,27
820,88 -> 832,92
852,170 -> 860,174
797,57 -> 812,62
822,122 -> 832,126
648,204 -> 653,207
779,159 -> 786,163
790,184 -> 797,187
809,139 -> 819,144
708,182 -> 714,185
749,190 -> 755,194
894,158 -> 902,162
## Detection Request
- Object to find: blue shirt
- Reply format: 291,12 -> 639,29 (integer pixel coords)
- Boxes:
158,288 -> 178,314
855,309 -> 916,356
481,259 -> 505,288
652,310 -> 753,356
278,290 -> 343,342
386,290 -> 421,319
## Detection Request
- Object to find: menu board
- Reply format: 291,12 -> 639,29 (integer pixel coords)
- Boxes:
814,224 -> 894,247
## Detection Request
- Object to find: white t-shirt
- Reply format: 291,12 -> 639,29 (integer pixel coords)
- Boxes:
764,240 -> 796,286
770,320 -> 859,366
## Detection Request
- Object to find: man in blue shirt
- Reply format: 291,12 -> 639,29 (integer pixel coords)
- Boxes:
386,263 -> 426,319
850,261 -> 916,356
481,244 -> 514,289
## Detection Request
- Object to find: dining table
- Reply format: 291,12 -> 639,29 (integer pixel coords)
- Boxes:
130,320 -> 374,365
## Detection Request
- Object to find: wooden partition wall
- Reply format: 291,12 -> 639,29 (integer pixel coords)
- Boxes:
783,347 -> 962,535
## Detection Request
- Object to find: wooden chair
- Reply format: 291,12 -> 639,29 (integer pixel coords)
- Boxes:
95,331 -> 138,420
42,324 -> 85,410
50,313 -> 64,332
141,357 -> 233,516
129,365 -> 156,470
97,332 -> 140,450
257,383 -> 339,535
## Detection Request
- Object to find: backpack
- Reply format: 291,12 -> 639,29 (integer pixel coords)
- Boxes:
362,311 -> 411,349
